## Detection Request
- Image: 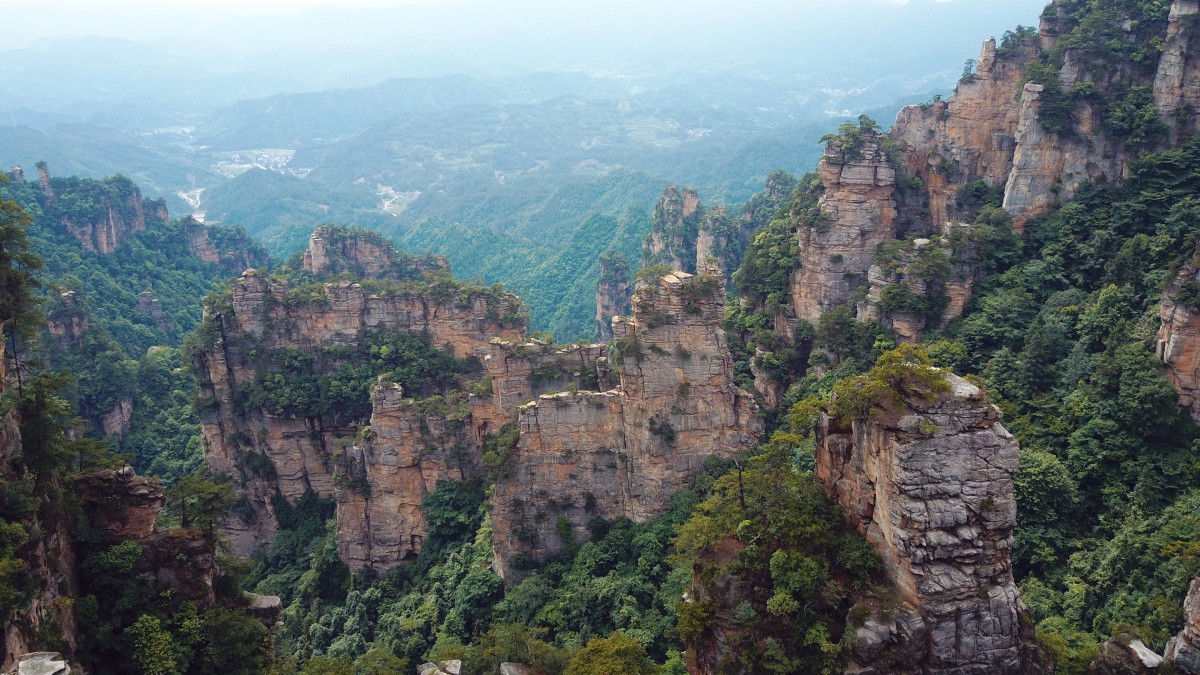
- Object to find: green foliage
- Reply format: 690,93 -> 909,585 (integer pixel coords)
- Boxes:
240,332 -> 478,423
826,345 -> 948,423
674,444 -> 880,674
165,473 -> 235,536
733,172 -> 821,307
566,631 -> 660,675
0,173 -> 41,330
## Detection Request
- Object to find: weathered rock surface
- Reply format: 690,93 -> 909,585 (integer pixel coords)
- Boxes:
1154,0 -> 1200,144
303,226 -> 449,281
595,252 -> 632,341
791,135 -> 897,324
1089,638 -> 1164,674
1157,253 -> 1200,421
46,291 -> 88,349
100,397 -> 133,438
136,290 -> 172,334
0,326 -> 80,670
335,381 -> 476,571
817,374 -> 1040,674
54,174 -> 158,254
75,467 -> 165,540
197,233 -> 525,557
857,224 -> 977,343
1167,578 -> 1200,674
3,653 -> 70,675
492,270 -> 760,579
182,219 -> 268,275
645,186 -> 703,274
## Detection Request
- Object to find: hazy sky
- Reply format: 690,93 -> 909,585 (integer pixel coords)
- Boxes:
5,0 -> 1039,50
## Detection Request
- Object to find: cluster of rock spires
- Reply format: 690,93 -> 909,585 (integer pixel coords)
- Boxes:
196,228 -> 760,576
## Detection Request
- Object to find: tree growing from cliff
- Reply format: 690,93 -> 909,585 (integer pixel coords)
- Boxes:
828,344 -> 950,421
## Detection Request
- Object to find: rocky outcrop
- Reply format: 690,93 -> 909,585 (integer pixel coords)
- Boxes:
181,219 -> 268,275
491,270 -> 760,579
0,326 -> 78,672
136,291 -> 172,334
595,251 -> 631,341
483,340 -> 611,412
1154,0 -> 1200,144
645,186 -> 703,274
75,467 -> 165,540
1088,638 -> 1164,674
334,381 -> 476,571
140,530 -> 218,606
1167,578 -> 1200,674
3,653 -> 70,675
791,134 -> 897,324
303,226 -> 448,281
51,174 -> 156,254
817,374 -> 1040,674
45,292 -> 87,349
1157,252 -> 1200,421
857,224 -> 977,343
197,241 -> 525,556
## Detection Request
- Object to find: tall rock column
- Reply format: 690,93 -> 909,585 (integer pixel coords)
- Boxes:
1167,578 -> 1200,674
595,252 -> 631,341
1157,250 -> 1200,421
816,374 -> 1039,674
791,135 -> 897,323
491,270 -> 760,580
1154,0 -> 1200,144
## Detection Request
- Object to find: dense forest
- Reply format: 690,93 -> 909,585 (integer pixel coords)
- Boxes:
3,0 -> 1200,673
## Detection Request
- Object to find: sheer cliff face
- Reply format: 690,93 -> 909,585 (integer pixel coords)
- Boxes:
791,137 -> 897,324
0,325 -> 78,669
817,374 -> 1039,674
595,253 -> 632,342
491,271 -> 760,580
1167,578 -> 1200,674
1158,252 -> 1200,421
335,382 -> 476,570
303,227 -> 449,281
183,220 -> 269,276
196,270 -> 525,556
645,187 -> 703,274
789,3 -> 1200,336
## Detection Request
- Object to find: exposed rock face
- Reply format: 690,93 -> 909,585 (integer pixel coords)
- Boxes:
136,291 -> 172,334
595,252 -> 632,341
791,135 -> 897,323
197,260 -> 525,556
484,341 -> 611,412
303,226 -> 449,281
55,176 -> 155,254
3,653 -> 70,675
182,219 -> 268,275
857,224 -> 977,343
889,38 -> 1031,232
1154,0 -> 1200,144
0,325 -> 78,671
817,374 -> 1040,674
75,467 -> 165,540
1157,253 -> 1200,421
645,186 -> 703,274
1167,578 -> 1200,674
1002,82 -> 1125,231
491,270 -> 760,579
7,167 -> 23,183
46,291 -> 88,349
1089,638 -> 1164,674
140,530 -> 218,606
334,381 -> 477,571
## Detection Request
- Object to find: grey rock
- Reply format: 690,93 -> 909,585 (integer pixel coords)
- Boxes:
5,653 -> 70,675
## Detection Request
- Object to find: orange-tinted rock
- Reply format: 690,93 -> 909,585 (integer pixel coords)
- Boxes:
1158,250 -> 1200,421
75,467 -> 165,540
491,269 -> 760,580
